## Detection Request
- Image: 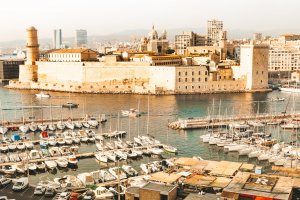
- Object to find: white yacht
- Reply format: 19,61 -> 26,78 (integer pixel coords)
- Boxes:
55,157 -> 68,168
45,160 -> 57,170
36,91 -> 51,98
95,152 -> 108,163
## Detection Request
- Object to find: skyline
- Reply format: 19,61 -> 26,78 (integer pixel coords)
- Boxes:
1,0 -> 300,42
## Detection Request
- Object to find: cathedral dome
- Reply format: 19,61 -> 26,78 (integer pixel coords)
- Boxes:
148,25 -> 158,40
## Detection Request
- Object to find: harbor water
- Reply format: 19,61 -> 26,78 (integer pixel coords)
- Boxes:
0,86 -> 300,184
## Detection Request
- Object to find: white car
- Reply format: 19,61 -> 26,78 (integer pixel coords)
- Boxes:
34,185 -> 46,195
12,178 -> 28,191
58,192 -> 71,200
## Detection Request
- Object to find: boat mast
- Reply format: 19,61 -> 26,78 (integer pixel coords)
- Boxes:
146,95 -> 150,136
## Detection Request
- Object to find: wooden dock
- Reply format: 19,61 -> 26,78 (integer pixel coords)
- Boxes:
168,112 -> 300,129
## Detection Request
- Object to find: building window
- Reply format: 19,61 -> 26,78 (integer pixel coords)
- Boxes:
261,80 -> 262,83
198,71 -> 201,75
192,71 -> 194,75
178,72 -> 181,76
262,71 -> 264,74
185,72 -> 187,76
192,78 -> 194,82
198,78 -> 201,82
256,71 -> 258,75
198,86 -> 200,89
185,78 -> 187,82
185,86 -> 188,89
205,71 -> 208,75
179,78 -> 181,82
192,86 -> 194,89
205,78 -> 207,82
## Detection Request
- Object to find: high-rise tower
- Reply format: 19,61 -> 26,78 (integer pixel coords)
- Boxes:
53,29 -> 62,49
19,26 -> 39,82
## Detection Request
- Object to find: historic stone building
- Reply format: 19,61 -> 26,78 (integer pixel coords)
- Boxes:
138,26 -> 169,53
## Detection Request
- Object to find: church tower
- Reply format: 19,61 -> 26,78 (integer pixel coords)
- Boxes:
19,26 -> 39,82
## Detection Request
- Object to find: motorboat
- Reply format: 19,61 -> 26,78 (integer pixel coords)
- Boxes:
122,165 -> 138,177
72,137 -> 81,144
36,91 -> 51,98
40,131 -> 49,139
108,167 -> 127,180
48,137 -> 57,146
96,142 -> 104,151
87,135 -> 96,143
16,142 -> 26,151
68,155 -> 78,167
57,138 -> 66,145
127,150 -> 138,159
82,121 -> 90,128
55,157 -> 68,168
1,165 -> 16,175
39,140 -> 49,149
94,186 -> 114,200
69,145 -> 79,154
45,160 -> 57,170
95,152 -> 108,163
99,170 -> 116,182
150,147 -> 164,155
19,124 -> 29,133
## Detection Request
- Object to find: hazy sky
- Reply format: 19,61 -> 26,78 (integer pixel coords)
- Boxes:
0,0 -> 299,41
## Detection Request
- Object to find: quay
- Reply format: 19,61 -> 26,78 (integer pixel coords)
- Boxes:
168,112 -> 300,129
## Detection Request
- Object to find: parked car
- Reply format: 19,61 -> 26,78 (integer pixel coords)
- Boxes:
0,177 -> 11,187
12,178 -> 28,191
34,185 -> 46,195
82,190 -> 96,200
44,187 -> 56,197
57,192 -> 71,200
69,192 -> 82,200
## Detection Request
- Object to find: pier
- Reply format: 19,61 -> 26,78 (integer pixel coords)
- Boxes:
168,112 -> 300,129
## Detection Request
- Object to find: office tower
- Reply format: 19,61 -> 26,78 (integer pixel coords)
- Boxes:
53,29 -> 62,49
207,19 -> 223,46
75,29 -> 87,48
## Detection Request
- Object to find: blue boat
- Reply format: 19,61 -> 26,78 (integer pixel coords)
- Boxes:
11,133 -> 21,141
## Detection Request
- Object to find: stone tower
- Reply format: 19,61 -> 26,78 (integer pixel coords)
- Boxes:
19,26 -> 39,82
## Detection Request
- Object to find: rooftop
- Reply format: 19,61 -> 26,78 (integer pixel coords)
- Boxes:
49,49 -> 96,54
141,182 -> 177,195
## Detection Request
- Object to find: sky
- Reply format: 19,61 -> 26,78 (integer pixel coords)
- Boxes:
0,0 -> 299,41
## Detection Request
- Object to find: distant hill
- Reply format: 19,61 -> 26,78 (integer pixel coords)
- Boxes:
0,27 -> 298,49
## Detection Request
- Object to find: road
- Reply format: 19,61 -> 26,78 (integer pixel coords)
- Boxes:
0,183 -> 54,200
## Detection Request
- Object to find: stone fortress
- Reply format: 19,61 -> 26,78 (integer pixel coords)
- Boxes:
8,26 -> 270,94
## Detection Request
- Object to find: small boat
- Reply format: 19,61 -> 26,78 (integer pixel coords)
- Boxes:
48,124 -> 57,131
9,153 -> 20,162
19,124 -> 29,133
68,155 -> 78,167
45,160 -> 57,170
95,152 -> 108,163
163,145 -> 178,154
127,150 -> 138,159
38,124 -> 48,131
88,117 -> 99,128
8,143 -> 17,151
19,152 -> 29,161
140,163 -> 151,174
69,145 -> 79,154
29,150 -> 41,160
0,144 -> 9,153
29,122 -> 38,132
115,150 -> 127,160
14,164 -> 28,174
122,165 -> 138,177
62,102 -> 79,108
94,186 -> 114,200
82,122 -> 90,128
72,137 -> 81,144
25,142 -> 34,149
150,147 -> 164,155
16,142 -> 26,151
65,121 -> 75,130
57,138 -> 66,145
99,170 -> 116,182
59,146 -> 71,156
107,152 -> 117,162
36,161 -> 46,171
96,142 -> 104,151
0,126 -> 8,134
95,134 -> 104,141
39,140 -> 48,149
48,137 -> 57,146
108,167 -> 127,180
88,135 -> 95,143
28,163 -> 37,173
40,131 -> 49,139
57,121 -> 66,130
121,108 -> 141,117
49,147 -> 61,157
36,91 -> 51,98
74,122 -> 82,129
55,157 -> 68,168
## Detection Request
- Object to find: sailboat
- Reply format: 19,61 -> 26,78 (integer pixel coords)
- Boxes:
163,120 -> 178,154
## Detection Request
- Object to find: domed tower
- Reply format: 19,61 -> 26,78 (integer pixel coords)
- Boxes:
19,26 -> 39,82
161,30 -> 167,40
